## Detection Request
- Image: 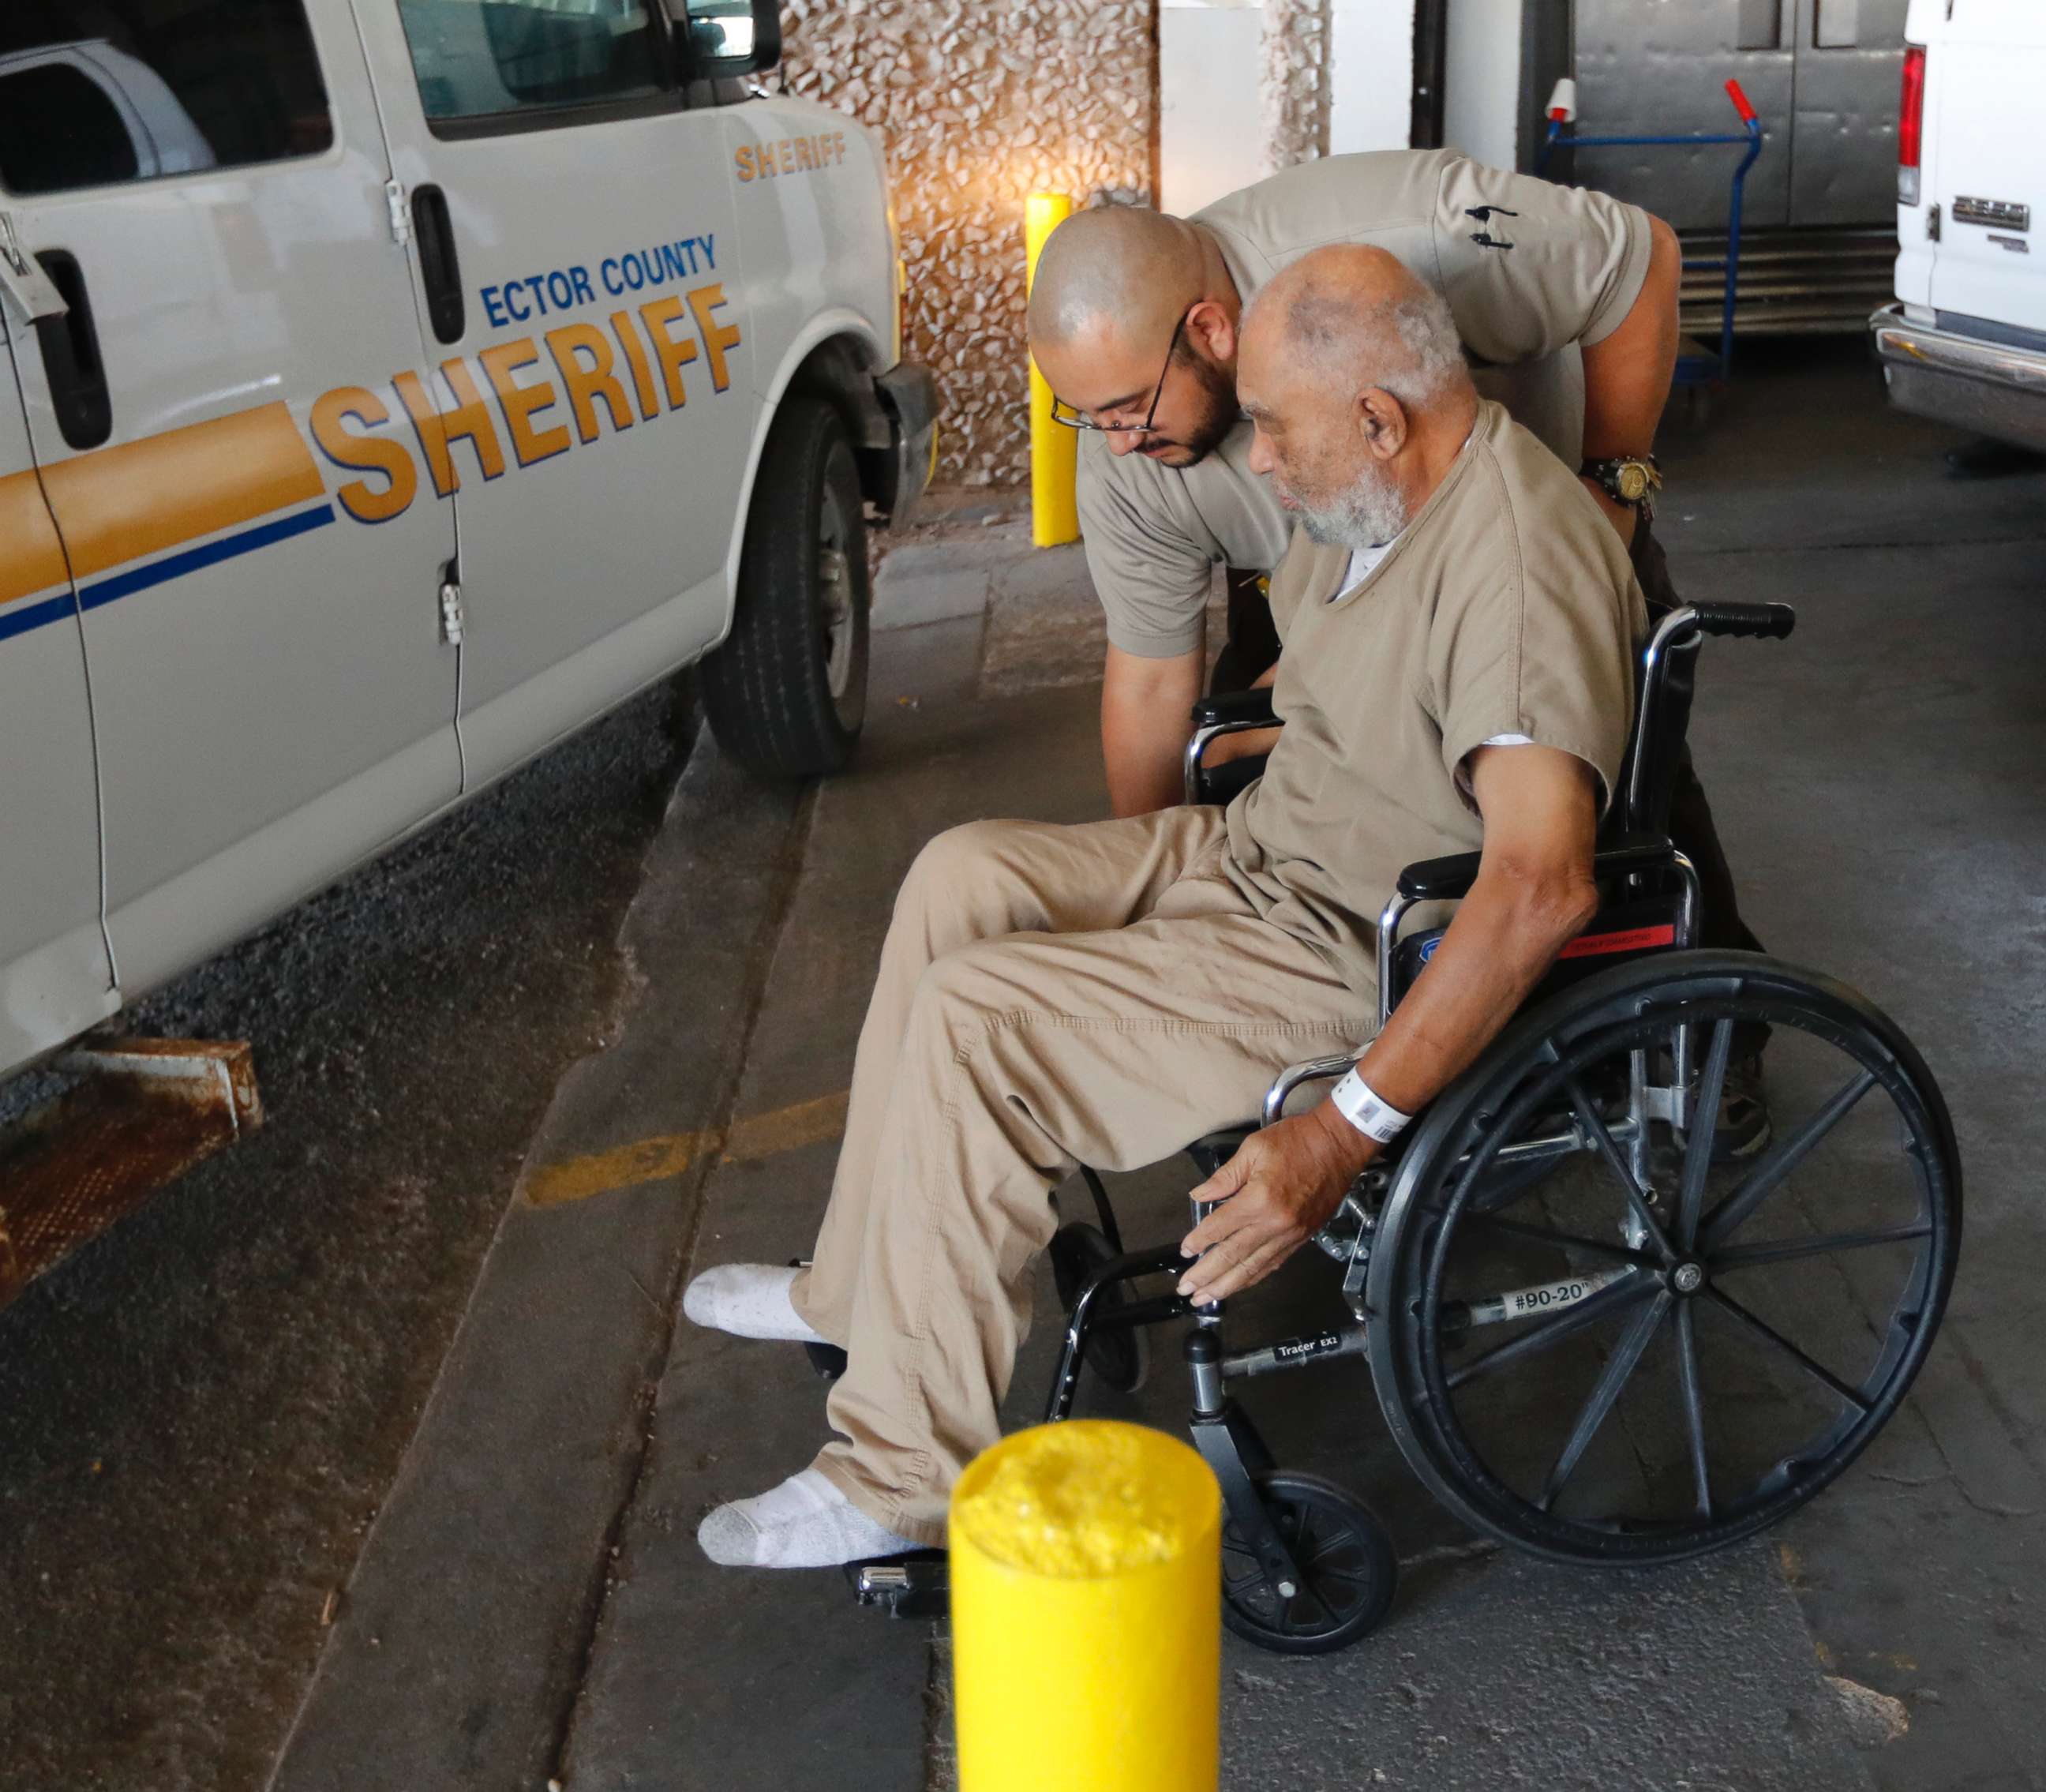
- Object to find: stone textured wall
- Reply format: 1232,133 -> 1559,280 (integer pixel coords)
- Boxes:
1260,0 -> 1332,171
780,1 -> 1156,487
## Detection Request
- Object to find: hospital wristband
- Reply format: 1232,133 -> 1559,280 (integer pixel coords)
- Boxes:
1328,1068 -> 1412,1144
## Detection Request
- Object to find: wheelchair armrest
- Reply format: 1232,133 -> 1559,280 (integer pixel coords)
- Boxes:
1190,689 -> 1279,729
1393,833 -> 1682,902
1185,690 -> 1283,805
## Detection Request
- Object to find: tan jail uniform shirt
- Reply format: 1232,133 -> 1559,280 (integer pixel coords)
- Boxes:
1219,399 -> 1649,999
1077,149 -> 1653,658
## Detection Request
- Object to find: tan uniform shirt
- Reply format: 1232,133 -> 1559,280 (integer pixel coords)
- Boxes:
1078,149 -> 1653,658
1220,400 -> 1649,999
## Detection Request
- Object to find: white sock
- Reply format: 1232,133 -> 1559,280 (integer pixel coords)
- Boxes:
681,1264 -> 825,1344
697,1468 -> 920,1568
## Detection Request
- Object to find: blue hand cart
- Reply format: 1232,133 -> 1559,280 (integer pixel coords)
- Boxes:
1536,77 -> 1765,389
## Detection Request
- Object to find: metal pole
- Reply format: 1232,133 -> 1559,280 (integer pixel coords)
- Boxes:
1024,193 -> 1077,548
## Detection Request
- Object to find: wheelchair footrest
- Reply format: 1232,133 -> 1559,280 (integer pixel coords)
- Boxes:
847,1550 -> 949,1619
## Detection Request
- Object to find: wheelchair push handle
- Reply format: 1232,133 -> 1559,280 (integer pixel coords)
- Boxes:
1686,600 -> 1795,641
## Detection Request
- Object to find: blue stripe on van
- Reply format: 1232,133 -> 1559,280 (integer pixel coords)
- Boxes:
77,503 -> 337,613
0,501 -> 339,642
0,591 -> 81,643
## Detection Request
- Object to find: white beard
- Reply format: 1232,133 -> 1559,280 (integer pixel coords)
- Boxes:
1298,461 -> 1411,551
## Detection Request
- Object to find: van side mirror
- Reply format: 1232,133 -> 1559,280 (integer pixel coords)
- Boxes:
672,0 -> 781,81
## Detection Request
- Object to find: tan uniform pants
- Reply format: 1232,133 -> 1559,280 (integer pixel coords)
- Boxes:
789,808 -> 1377,1545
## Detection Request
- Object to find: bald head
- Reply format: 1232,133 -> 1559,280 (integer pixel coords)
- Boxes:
1027,204 -> 1208,352
1243,245 -> 1470,413
1238,246 -> 1477,550
1027,204 -> 1246,469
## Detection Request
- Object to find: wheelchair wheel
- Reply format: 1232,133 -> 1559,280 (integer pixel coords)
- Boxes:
1220,1473 -> 1397,1655
1367,951 -> 1960,1568
1048,1223 -> 1149,1394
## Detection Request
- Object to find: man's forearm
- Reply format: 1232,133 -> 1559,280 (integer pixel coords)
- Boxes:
1101,645 -> 1205,816
1579,214 -> 1681,546
1580,214 -> 1681,459
1328,864 -> 1598,1141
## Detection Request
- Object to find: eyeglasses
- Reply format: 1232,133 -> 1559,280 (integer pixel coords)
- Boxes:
1048,311 -> 1188,436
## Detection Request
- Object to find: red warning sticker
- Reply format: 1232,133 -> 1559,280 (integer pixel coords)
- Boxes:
1557,923 -> 1677,962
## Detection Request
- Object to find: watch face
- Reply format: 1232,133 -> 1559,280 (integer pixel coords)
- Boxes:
1616,463 -> 1650,502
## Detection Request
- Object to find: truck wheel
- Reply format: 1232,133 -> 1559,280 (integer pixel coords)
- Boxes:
700,393 -> 871,778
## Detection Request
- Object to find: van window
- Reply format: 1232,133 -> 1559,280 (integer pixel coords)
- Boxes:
396,0 -> 669,124
0,3 -> 333,197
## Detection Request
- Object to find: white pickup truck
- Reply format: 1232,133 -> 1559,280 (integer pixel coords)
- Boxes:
1872,0 -> 2046,451
0,0 -> 936,1089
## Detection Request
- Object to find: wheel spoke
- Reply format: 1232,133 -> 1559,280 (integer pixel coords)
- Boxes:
1307,1532 -> 1356,1569
1564,1074 -> 1673,1258
1699,1070 -> 1879,1252
1703,1286 -> 1872,1415
1537,1289 -> 1672,1510
1712,1222 -> 1932,1271
1462,1210 -> 1660,1268
1676,1018 -> 1736,1248
1445,1270 -> 1655,1390
1673,1301 -> 1713,1521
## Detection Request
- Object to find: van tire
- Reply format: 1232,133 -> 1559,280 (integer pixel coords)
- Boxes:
701,394 -> 871,778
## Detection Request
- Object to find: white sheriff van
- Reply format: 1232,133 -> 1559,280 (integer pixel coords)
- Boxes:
1872,0 -> 2046,450
0,0 -> 937,1086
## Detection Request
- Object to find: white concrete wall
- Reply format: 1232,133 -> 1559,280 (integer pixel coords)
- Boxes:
1445,0 -> 1525,171
1160,0 -> 1268,216
1330,0 -> 1416,154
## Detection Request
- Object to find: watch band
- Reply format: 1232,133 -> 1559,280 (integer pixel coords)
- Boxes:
1579,454 -> 1663,511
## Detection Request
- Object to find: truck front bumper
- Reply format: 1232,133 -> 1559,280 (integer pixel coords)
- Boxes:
1870,302 -> 2046,452
876,362 -> 941,528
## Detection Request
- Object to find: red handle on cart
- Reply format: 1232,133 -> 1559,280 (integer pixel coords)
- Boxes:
1725,78 -> 1758,125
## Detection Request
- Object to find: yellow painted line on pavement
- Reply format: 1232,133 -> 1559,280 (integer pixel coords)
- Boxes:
523,1089 -> 849,1209
724,1089 -> 850,1163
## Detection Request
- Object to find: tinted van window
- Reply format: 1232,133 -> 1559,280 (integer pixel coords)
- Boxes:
397,0 -> 668,123
0,2 -> 332,197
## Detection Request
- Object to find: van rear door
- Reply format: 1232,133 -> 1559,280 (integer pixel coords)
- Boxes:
1926,0 -> 2046,333
0,338 -> 118,1072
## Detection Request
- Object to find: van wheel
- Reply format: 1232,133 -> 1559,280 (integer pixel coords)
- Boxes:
700,393 -> 871,778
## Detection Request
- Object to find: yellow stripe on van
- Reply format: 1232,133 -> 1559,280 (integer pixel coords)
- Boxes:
39,402 -> 326,583
0,468 -> 73,609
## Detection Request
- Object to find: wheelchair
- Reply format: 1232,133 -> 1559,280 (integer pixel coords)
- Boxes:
852,599 -> 1962,1656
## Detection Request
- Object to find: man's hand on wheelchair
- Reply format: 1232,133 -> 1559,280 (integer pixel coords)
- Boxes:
1177,1104 -> 1377,1303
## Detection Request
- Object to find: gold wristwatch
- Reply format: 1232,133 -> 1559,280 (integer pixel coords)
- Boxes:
1580,454 -> 1663,515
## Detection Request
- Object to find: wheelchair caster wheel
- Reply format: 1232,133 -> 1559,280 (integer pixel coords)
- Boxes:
1220,1472 -> 1397,1655
1048,1222 -> 1149,1394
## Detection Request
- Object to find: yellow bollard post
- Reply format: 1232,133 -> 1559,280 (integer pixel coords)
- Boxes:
1025,192 -> 1079,548
950,1420 -> 1220,1792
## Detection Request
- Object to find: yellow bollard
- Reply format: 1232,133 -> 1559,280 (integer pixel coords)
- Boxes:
1025,192 -> 1079,548
950,1420 -> 1220,1792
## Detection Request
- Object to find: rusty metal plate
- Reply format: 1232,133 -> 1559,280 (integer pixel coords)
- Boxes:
0,1039 -> 261,1310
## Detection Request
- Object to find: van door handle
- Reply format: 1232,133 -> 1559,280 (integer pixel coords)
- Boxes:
411,185 -> 466,346
32,251 -> 112,451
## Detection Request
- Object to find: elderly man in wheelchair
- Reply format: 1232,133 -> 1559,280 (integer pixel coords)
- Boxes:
684,245 -> 1959,1653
